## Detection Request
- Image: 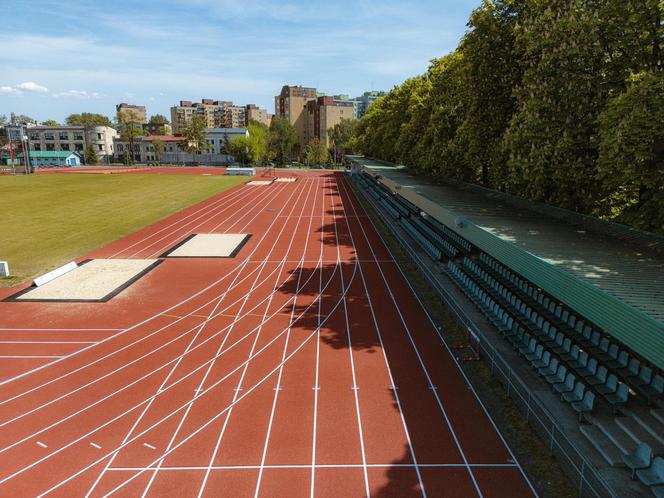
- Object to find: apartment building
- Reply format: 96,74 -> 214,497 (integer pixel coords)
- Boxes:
353,91 -> 386,119
114,135 -> 181,162
116,103 -> 147,124
28,125 -> 118,162
304,96 -> 355,148
274,85 -> 317,146
245,104 -> 269,126
170,99 -> 258,133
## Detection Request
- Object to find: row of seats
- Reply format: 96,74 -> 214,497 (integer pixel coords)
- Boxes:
421,215 -> 474,253
401,220 -> 443,261
447,261 -> 597,420
458,257 -> 634,412
623,443 -> 664,494
476,254 -> 664,406
409,217 -> 459,259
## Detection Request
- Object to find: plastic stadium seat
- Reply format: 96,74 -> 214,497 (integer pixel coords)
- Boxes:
641,375 -> 664,405
596,374 -> 619,396
560,344 -> 580,363
571,390 -> 595,421
587,366 -> 608,387
633,366 -> 654,388
551,337 -> 572,356
532,350 -> 552,370
597,343 -> 619,364
617,358 -> 641,379
623,443 -> 653,479
545,365 -> 567,385
636,457 -> 664,487
562,381 -> 586,403
525,344 -> 545,363
539,357 -> 560,378
605,382 -> 629,412
553,372 -> 577,395
607,350 -> 629,370
577,358 -> 599,379
569,351 -> 589,372
518,337 -> 537,357
590,337 -> 610,358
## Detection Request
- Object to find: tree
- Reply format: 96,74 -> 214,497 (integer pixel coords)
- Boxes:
304,138 -> 330,166
41,120 -> 60,126
149,114 -> 170,135
598,72 -> 664,234
267,116 -> 297,166
10,113 -> 36,125
152,138 -> 164,164
227,136 -> 251,165
65,113 -> 113,127
328,119 -> 359,161
179,115 -> 207,154
117,109 -> 147,163
84,146 -> 98,165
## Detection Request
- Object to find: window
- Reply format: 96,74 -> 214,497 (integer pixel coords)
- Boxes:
75,143 -> 83,151
98,144 -> 103,151
33,143 -> 41,151
61,143 -> 70,151
97,133 -> 102,140
74,134 -> 84,141
46,143 -> 55,151
44,133 -> 54,141
30,134 -> 39,141
59,133 -> 68,140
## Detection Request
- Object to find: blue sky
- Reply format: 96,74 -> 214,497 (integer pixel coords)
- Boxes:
0,0 -> 479,122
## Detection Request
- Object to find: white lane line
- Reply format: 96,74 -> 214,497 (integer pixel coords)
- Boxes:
348,177 -> 538,496
36,441 -> 47,448
338,177 -> 484,496
88,180 -> 304,496
142,443 -> 156,450
90,443 -> 101,449
253,178 -> 319,498
196,179 -> 317,498
0,356 -> 64,359
0,341 -> 96,344
331,179 -> 370,498
310,178 -> 328,498
0,328 -> 121,331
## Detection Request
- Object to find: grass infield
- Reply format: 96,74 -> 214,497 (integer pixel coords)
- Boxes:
0,173 -> 246,286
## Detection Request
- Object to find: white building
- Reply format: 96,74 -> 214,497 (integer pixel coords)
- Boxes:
27,125 -> 118,163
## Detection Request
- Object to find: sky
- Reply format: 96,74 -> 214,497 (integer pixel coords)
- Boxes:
0,0 -> 479,123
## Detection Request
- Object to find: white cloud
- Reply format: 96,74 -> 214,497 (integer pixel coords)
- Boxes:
15,81 -> 49,93
54,89 -> 101,99
0,86 -> 21,95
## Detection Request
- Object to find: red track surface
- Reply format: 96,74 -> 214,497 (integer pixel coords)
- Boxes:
0,171 -> 536,497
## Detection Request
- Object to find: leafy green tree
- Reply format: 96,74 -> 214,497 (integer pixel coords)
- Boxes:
227,136 -> 251,164
10,113 -> 36,125
148,114 -> 170,125
65,113 -> 113,127
41,120 -> 60,126
152,138 -> 164,163
84,146 -> 98,165
267,116 -> 297,166
598,72 -> 664,233
117,109 -> 147,163
179,115 -> 207,154
304,138 -> 330,166
328,119 -> 359,161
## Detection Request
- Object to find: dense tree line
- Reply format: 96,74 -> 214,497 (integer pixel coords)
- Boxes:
354,0 -> 664,234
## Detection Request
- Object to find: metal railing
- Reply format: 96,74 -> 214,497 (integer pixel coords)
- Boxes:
350,175 -> 616,498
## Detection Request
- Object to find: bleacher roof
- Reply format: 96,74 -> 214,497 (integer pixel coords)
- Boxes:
350,156 -> 664,369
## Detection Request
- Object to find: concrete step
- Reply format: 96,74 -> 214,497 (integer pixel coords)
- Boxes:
632,410 -> 664,446
652,408 -> 664,425
596,418 -> 637,455
615,416 -> 664,454
580,424 -> 624,467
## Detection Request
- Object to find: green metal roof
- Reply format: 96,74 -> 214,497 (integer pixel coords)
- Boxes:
21,151 -> 80,158
351,156 -> 664,371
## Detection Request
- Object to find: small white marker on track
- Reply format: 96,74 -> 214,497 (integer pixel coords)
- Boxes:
143,443 -> 156,450
351,385 -> 360,390
273,386 -> 283,391
233,387 -> 243,392
427,385 -> 438,390
312,385 -> 320,390
36,441 -> 47,448
90,442 -> 101,449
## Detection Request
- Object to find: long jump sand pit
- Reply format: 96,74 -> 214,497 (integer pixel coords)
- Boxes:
163,233 -> 251,258
13,259 -> 160,302
246,180 -> 274,186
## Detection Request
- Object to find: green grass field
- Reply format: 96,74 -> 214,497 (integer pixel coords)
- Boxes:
0,173 -> 246,287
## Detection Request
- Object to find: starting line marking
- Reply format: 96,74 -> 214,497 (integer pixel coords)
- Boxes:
143,443 -> 156,450
90,442 -> 102,449
36,441 -> 47,448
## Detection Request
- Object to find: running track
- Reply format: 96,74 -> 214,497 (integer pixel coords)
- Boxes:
0,171 -> 536,497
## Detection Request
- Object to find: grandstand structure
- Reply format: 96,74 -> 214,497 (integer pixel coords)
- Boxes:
349,156 -> 664,497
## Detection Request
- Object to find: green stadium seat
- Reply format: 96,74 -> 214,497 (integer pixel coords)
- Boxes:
545,364 -> 567,385
562,381 -> 586,403
577,358 -> 599,379
553,372 -> 576,395
587,366 -> 608,387
607,350 -> 629,370
571,390 -> 595,421
539,357 -> 560,377
636,457 -> 664,487
596,374 -> 619,396
623,443 -> 653,480
617,358 -> 640,379
532,350 -> 552,370
605,382 -> 629,412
